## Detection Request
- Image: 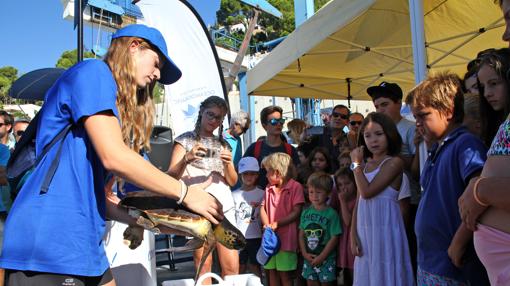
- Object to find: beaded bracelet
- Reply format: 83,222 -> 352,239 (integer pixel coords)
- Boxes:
473,177 -> 489,207
177,180 -> 188,205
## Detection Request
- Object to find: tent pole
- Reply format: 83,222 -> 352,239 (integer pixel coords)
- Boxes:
294,0 -> 315,121
346,78 -> 352,108
77,0 -> 84,62
409,0 -> 427,84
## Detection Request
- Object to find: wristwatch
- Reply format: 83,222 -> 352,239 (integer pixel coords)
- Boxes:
350,162 -> 361,171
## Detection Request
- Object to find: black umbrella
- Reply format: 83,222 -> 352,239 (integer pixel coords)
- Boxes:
8,68 -> 65,101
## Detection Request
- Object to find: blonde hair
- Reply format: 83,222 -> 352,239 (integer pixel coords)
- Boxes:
261,152 -> 294,182
409,72 -> 464,123
104,37 -> 155,154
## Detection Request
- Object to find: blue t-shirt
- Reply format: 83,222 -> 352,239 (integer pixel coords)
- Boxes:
0,60 -> 118,276
415,126 -> 486,281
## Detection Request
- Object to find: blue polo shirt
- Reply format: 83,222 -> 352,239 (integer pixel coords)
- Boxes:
0,60 -> 118,276
415,126 -> 486,280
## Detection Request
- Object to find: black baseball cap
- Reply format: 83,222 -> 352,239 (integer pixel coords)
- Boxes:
367,81 -> 403,100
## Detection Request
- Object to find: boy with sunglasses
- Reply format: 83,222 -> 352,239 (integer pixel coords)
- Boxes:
243,105 -> 300,189
299,171 -> 341,286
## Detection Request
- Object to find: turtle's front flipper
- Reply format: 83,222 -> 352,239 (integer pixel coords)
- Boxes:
194,231 -> 217,285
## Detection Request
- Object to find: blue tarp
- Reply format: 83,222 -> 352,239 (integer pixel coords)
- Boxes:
88,0 -> 124,15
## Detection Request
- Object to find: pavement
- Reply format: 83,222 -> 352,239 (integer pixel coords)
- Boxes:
154,236 -> 349,286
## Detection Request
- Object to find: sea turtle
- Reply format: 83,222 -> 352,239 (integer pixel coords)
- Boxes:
119,191 -> 246,282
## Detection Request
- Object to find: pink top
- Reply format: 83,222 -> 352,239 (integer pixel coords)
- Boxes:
337,199 -> 356,269
263,179 -> 305,252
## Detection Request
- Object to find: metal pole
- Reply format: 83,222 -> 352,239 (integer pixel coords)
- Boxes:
409,0 -> 427,84
294,0 -> 315,121
77,0 -> 84,62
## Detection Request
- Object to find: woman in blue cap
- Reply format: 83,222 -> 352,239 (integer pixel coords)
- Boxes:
0,24 -> 223,285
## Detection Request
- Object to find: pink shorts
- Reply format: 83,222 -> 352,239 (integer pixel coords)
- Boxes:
474,224 -> 510,286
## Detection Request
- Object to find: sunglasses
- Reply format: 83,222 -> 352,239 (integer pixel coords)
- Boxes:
0,123 -> 7,128
331,112 -> 348,120
268,118 -> 286,126
204,111 -> 224,122
304,229 -> 323,237
350,121 -> 362,126
15,130 -> 25,137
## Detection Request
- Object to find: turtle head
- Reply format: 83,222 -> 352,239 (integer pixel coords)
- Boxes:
213,218 -> 246,250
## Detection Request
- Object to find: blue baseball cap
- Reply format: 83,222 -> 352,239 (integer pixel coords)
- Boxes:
256,227 -> 280,265
112,24 -> 182,85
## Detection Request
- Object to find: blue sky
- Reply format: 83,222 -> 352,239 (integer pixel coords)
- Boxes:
0,0 -> 220,75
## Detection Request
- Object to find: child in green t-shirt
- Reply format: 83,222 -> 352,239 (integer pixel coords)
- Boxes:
299,171 -> 342,285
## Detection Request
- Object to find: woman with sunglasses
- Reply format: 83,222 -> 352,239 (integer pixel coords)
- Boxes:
168,95 -> 239,281
458,48 -> 510,285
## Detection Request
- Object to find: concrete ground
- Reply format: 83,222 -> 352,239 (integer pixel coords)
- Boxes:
154,236 -> 349,286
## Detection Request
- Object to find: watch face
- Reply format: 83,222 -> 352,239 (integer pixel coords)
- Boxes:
350,162 -> 359,171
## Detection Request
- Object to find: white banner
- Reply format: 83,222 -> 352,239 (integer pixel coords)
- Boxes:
137,0 -> 228,137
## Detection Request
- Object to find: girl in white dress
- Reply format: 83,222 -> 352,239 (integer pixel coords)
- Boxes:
350,112 -> 414,285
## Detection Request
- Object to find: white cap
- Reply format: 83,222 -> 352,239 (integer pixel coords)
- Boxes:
238,157 -> 260,173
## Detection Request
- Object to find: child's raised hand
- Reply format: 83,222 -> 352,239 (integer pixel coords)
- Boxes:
186,144 -> 207,162
219,148 -> 233,165
350,146 -> 364,164
338,187 -> 349,203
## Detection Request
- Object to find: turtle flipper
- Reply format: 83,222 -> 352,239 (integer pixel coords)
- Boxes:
194,230 -> 217,285
213,218 -> 246,250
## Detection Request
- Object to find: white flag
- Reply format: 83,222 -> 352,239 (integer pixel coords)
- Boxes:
137,0 -> 227,137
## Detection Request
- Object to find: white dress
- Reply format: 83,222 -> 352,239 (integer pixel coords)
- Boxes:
353,158 -> 414,286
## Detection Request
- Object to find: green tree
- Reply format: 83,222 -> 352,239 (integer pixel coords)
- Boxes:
0,66 -> 19,104
56,49 -> 95,69
216,0 -> 331,47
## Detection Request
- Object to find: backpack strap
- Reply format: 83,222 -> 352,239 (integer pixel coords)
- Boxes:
254,139 -> 263,160
284,142 -> 292,156
38,124 -> 73,194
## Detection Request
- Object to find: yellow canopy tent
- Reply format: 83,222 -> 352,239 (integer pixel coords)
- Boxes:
247,0 -> 507,100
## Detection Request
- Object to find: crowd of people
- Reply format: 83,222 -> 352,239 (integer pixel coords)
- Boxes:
0,1 -> 508,286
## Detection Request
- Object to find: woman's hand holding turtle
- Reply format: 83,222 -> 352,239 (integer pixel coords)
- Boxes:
182,176 -> 224,225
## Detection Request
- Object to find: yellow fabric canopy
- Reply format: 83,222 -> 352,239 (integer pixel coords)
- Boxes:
247,0 -> 507,100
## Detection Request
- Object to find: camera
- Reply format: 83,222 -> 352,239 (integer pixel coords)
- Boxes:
197,148 -> 217,158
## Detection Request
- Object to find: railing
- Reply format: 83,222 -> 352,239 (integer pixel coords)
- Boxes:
210,29 -> 261,53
